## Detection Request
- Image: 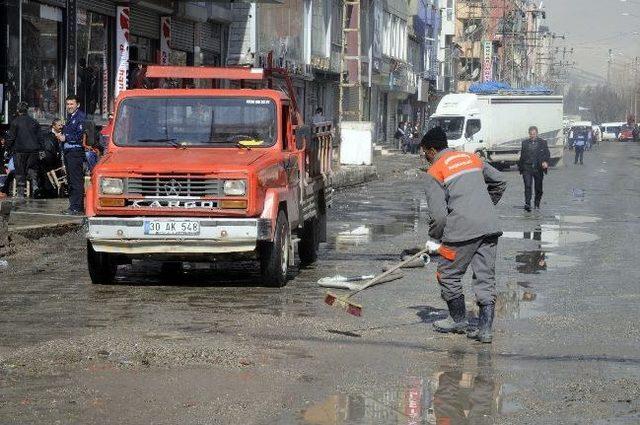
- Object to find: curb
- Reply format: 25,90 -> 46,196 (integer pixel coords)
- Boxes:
332,165 -> 378,189
9,221 -> 84,240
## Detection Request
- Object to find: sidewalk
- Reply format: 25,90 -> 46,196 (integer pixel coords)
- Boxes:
5,198 -> 84,237
332,151 -> 421,189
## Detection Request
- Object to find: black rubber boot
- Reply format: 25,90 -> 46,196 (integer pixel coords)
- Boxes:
433,296 -> 468,334
467,303 -> 495,343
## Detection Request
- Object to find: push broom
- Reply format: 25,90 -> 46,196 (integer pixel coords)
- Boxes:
324,247 -> 431,317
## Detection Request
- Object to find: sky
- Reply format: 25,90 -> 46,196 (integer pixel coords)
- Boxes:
544,0 -> 640,79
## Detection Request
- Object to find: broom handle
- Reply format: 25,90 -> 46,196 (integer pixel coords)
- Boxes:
346,248 -> 430,299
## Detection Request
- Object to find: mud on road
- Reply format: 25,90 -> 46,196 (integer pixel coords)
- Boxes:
1,146 -> 640,424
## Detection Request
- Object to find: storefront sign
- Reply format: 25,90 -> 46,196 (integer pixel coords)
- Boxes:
115,6 -> 130,97
102,23 -> 109,117
482,41 -> 493,82
372,0 -> 383,71
160,17 -> 171,66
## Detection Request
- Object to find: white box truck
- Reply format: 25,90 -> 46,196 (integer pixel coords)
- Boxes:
427,93 -> 564,168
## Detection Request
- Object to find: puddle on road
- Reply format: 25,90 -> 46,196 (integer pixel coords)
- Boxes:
495,283 -> 540,319
554,215 -> 601,225
503,226 -> 599,249
328,222 -> 415,251
301,370 -> 505,424
326,197 -> 429,252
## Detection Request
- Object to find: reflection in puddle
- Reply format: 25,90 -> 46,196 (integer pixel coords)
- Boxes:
516,250 -> 547,275
330,221 -> 420,252
503,226 -> 599,249
302,370 -> 503,424
327,197 -> 428,252
511,228 -> 582,274
495,283 -> 539,319
554,215 -> 601,225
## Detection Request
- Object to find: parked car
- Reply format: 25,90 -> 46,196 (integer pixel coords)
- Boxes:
600,122 -> 625,141
618,124 -> 637,142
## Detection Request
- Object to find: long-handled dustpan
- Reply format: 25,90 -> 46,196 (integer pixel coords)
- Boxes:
324,248 -> 430,317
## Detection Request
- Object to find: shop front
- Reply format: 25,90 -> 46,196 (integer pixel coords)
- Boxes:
0,0 -> 115,125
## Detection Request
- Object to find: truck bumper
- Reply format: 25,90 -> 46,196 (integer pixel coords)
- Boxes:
87,217 -> 271,255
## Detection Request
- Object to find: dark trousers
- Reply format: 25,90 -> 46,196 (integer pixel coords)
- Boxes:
574,146 -> 584,164
14,152 -> 40,196
64,149 -> 85,211
1,171 -> 14,194
522,169 -> 544,208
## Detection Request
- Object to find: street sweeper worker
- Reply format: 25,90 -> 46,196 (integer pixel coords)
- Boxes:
421,127 -> 507,343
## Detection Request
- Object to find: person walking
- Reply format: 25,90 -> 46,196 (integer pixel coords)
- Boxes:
517,126 -> 551,212
572,127 -> 587,165
5,102 -> 43,198
421,127 -> 507,344
56,95 -> 86,215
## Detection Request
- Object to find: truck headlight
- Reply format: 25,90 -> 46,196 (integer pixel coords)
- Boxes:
100,178 -> 124,195
223,180 -> 246,196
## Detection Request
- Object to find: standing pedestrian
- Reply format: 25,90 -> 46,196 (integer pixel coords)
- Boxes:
312,107 -> 326,124
517,126 -> 551,212
421,127 -> 507,344
5,102 -> 43,198
572,127 -> 587,165
0,132 -> 14,199
56,95 -> 86,215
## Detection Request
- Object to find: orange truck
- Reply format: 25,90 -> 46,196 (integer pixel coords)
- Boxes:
86,65 -> 333,286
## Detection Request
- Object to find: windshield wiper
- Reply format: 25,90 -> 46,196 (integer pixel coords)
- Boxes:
135,138 -> 185,149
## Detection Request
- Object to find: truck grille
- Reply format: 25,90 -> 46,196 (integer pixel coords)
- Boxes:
125,177 -> 223,197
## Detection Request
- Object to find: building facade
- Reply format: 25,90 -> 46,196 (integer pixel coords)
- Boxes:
0,0 -> 231,126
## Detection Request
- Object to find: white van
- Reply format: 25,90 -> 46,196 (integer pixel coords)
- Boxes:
600,122 -> 625,141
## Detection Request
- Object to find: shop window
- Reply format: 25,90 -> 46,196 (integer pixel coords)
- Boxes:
21,1 -> 63,123
129,35 -> 157,89
257,0 -> 304,63
76,9 -> 111,118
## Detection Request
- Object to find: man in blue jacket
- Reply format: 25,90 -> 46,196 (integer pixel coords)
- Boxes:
56,95 -> 86,215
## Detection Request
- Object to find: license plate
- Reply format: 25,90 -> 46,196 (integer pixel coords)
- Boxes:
144,220 -> 200,235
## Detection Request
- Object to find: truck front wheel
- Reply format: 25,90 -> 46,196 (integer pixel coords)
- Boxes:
87,241 -> 117,285
259,210 -> 290,287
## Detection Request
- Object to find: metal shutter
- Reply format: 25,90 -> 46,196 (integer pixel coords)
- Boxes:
38,0 -> 65,8
78,0 -> 115,17
171,19 -> 194,52
130,6 -> 160,39
201,23 -> 222,54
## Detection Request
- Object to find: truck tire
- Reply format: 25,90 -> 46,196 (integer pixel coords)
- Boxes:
87,241 -> 117,285
259,210 -> 290,287
299,216 -> 319,265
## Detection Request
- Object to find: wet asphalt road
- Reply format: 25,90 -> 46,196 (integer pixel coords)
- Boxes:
1,143 -> 639,424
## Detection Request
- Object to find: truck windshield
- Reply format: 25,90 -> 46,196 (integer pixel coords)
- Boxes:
113,97 -> 277,147
427,117 -> 465,140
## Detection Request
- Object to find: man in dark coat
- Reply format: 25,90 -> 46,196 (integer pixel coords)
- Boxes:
5,102 -> 43,197
518,126 -> 551,212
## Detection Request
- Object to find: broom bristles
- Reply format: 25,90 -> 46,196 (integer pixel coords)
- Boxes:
324,292 -> 363,317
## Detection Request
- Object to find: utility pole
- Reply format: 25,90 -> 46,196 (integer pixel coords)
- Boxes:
607,48 -> 613,85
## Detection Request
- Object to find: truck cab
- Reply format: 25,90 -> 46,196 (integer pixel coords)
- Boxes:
86,66 -> 332,287
426,94 -> 485,155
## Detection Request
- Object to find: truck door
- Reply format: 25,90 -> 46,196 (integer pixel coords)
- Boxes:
464,118 -> 484,155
